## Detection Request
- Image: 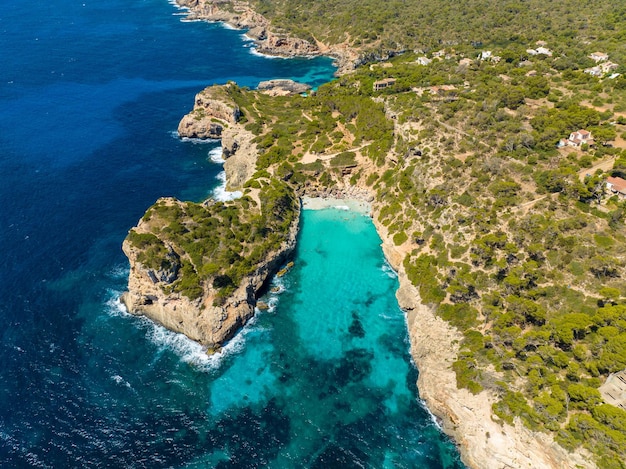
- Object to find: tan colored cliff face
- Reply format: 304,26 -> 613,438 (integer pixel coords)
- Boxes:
177,84 -> 241,139
121,204 -> 300,349
383,238 -> 596,469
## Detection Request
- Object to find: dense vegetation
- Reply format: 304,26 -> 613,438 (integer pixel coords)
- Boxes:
251,0 -> 626,65
127,179 -> 298,303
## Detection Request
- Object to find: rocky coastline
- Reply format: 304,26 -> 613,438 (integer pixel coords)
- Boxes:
175,0 -> 360,74
122,5 -> 599,467
121,202 -> 299,350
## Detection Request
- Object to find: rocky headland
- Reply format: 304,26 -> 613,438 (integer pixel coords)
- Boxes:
123,84 -> 300,350
121,198 -> 299,350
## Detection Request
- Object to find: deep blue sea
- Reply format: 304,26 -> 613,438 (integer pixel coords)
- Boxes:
0,0 -> 464,466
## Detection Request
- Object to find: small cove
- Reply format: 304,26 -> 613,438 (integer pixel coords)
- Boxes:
190,207 -> 465,467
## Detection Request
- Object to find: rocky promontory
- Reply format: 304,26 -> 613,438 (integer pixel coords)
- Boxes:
257,79 -> 311,96
177,84 -> 258,188
177,84 -> 241,139
121,181 -> 300,350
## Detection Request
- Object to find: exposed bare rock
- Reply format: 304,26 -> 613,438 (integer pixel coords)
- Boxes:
257,79 -> 311,96
177,84 -> 241,139
378,237 -> 597,469
121,198 -> 300,350
177,84 -> 258,190
222,126 -> 257,188
175,0 -> 359,73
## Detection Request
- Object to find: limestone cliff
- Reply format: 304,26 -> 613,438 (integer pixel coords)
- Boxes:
177,0 -> 318,57
178,84 -> 257,189
374,216 -> 595,469
175,0 -> 359,74
177,84 -> 241,139
121,182 -> 300,350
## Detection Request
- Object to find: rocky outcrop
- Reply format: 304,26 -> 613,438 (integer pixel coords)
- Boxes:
222,126 -> 258,188
121,199 -> 300,350
177,85 -> 241,139
257,79 -> 311,96
177,0 -> 319,58
177,84 -> 258,189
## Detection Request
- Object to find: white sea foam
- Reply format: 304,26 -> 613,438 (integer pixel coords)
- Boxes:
111,374 -> 133,390
381,260 -> 398,279
105,293 -> 128,318
173,131 -> 220,144
212,171 -> 242,201
333,204 -> 350,211
421,399 -> 444,430
105,289 -> 259,371
208,146 -> 225,163
107,264 -> 130,280
248,47 -> 285,60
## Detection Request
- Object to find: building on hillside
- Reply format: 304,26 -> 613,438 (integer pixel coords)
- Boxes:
606,176 -> 626,197
585,61 -> 619,77
558,129 -> 594,148
373,78 -> 396,91
590,51 -> 609,63
416,56 -> 432,66
585,66 -> 602,77
600,370 -> 626,409
459,57 -> 473,67
600,61 -> 619,74
527,47 -> 553,56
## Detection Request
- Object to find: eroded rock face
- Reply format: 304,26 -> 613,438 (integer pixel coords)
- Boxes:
121,201 -> 300,349
176,0 -> 321,60
177,85 -> 241,139
257,79 -> 311,96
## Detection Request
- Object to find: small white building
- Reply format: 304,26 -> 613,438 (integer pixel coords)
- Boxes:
416,56 -> 432,66
600,61 -> 619,74
589,52 -> 609,63
606,176 -> 626,197
558,129 -> 594,148
600,370 -> 626,409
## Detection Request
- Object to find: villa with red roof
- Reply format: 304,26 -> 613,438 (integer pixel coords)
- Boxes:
606,176 -> 626,197
558,129 -> 594,148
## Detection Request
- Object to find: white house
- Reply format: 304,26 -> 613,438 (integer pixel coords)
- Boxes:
589,52 -> 609,63
558,129 -> 594,148
606,176 -> 626,197
600,61 -> 619,74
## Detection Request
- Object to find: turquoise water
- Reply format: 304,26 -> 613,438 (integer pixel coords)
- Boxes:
181,208 -> 463,467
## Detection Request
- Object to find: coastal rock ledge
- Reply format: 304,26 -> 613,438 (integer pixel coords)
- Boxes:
121,197 -> 299,350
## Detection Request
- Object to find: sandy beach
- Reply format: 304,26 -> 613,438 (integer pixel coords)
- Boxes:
301,196 -> 372,215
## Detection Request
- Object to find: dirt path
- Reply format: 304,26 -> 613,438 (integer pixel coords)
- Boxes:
578,156 -> 616,181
